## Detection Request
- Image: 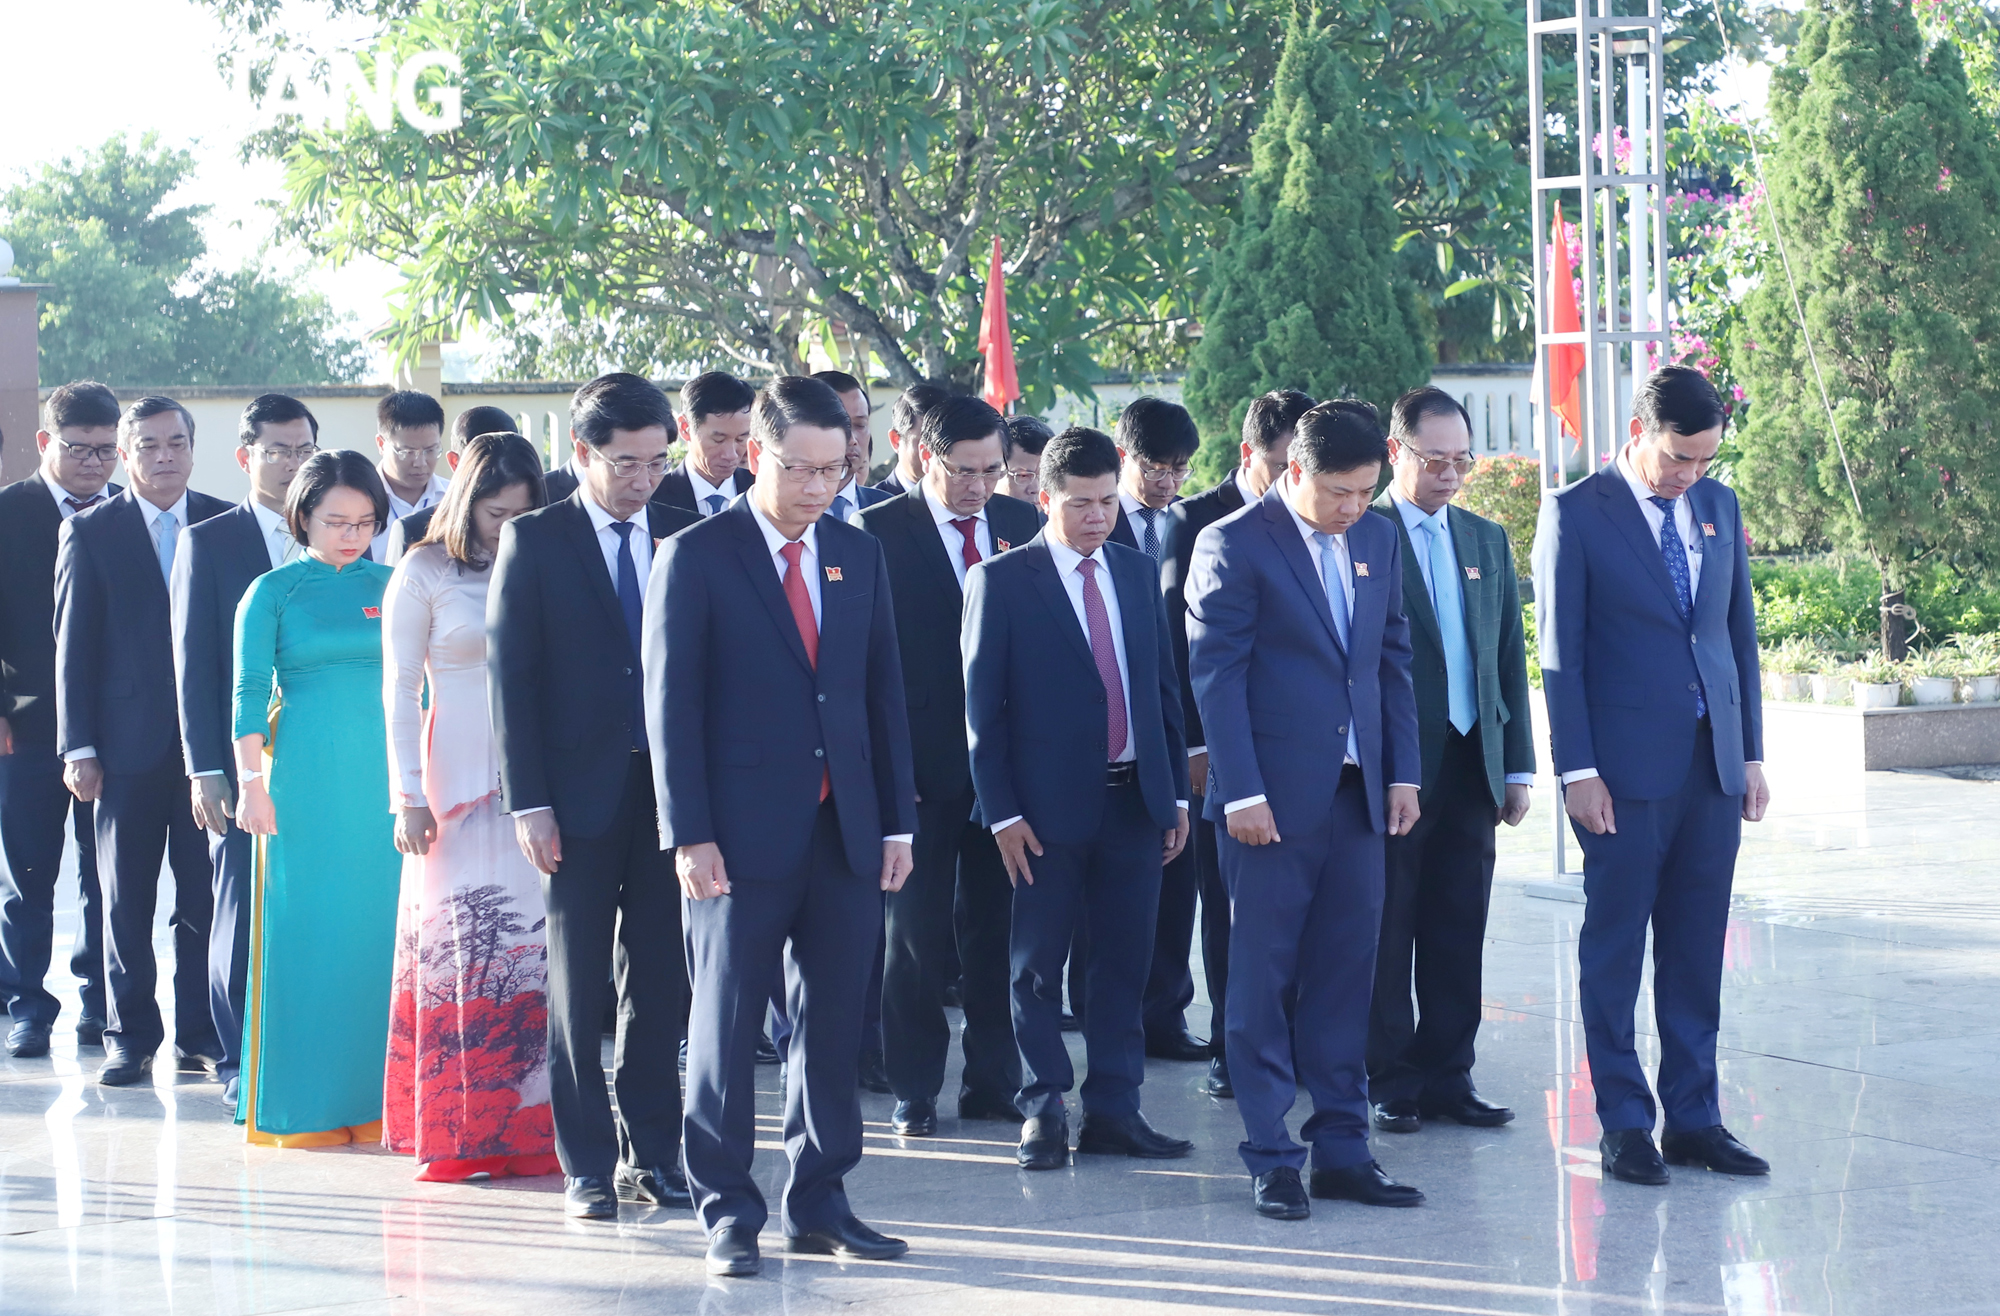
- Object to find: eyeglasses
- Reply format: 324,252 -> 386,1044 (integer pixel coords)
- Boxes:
56,439 -> 120,464
391,443 -> 442,461
1137,462 -> 1191,485
1405,448 -> 1475,476
312,516 -> 380,539
767,455 -> 847,485
1005,466 -> 1038,481
599,456 -> 672,480
254,443 -> 319,464
940,460 -> 1006,485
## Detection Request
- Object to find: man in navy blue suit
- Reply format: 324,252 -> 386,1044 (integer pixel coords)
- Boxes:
962,425 -> 1192,1173
1534,365 -> 1770,1185
812,370 -> 894,525
56,396 -> 229,1087
871,383 -> 947,495
171,393 -> 318,1110
649,375 -> 917,1278
1187,399 -> 1423,1220
656,371 -> 756,517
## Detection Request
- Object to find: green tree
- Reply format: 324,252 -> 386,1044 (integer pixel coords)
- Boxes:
1180,5 -> 1431,484
1733,0 -> 2000,657
0,134 -> 366,388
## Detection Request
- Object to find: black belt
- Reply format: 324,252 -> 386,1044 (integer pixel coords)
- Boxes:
1106,762 -> 1138,787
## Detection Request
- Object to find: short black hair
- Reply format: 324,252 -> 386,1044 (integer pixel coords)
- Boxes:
376,389 -> 445,434
42,381 -> 121,434
452,404 -> 519,446
571,372 -> 674,448
681,370 -> 758,423
1114,396 -> 1200,465
1241,389 -> 1316,453
919,395 -> 1008,460
891,382 -> 950,440
239,393 -> 319,446
119,396 -> 196,446
1293,400 -> 1388,476
811,369 -> 867,401
1040,425 -> 1122,492
285,449 -> 389,545
752,375 -> 852,450
1635,365 -> 1728,437
1388,386 -> 1472,447
1005,414 -> 1054,459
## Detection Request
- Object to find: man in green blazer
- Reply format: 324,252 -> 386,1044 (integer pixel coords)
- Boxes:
1364,386 -> 1536,1133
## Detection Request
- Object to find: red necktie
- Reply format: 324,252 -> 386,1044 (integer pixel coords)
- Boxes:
951,517 -> 982,573
1077,558 -> 1128,761
778,540 -> 828,800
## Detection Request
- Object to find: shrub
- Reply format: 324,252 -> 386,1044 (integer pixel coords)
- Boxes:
1459,455 -> 1540,579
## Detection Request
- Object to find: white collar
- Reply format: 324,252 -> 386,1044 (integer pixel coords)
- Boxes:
1616,447 -> 1673,508
41,470 -> 101,509
135,489 -> 190,529
582,489 -> 647,535
1232,468 -> 1261,503
1388,487 -> 1450,534
249,498 -> 288,538
1118,489 -> 1151,518
747,493 -> 818,560
687,462 -> 736,504
1045,534 -> 1107,579
921,481 -> 986,528
1280,476 -> 1344,549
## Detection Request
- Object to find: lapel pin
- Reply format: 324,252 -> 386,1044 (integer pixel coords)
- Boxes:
1354,561 -> 1370,578
363,606 -> 381,619
1701,522 -> 1716,537
995,538 -> 1011,552
653,537 -> 665,549
1464,566 -> 1481,580
824,566 -> 843,582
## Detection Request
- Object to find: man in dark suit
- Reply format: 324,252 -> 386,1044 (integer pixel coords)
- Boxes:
0,382 -> 120,1058
56,396 -> 230,1087
871,383 -> 947,494
1534,366 -> 1770,1185
382,404 -> 519,563
1106,396 -> 1196,556
170,394 -> 319,1109
998,415 -> 1052,508
489,373 -> 700,1220
1364,386 -> 1536,1135
858,395 -> 1041,1136
1154,389 -> 1313,1096
812,370 -> 894,524
369,390 -> 451,561
1186,399 -> 1424,1219
649,375 -> 917,1277
962,426 -> 1193,1172
654,370 -> 756,518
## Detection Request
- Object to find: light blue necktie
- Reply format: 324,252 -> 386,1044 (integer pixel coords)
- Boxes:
830,493 -> 852,524
153,510 -> 179,583
1422,519 -> 1478,736
704,493 -> 726,516
1314,531 -> 1359,764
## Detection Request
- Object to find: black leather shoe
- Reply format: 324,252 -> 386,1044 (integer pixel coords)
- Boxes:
1059,1010 -> 1081,1033
1600,1129 -> 1671,1185
1309,1161 -> 1425,1207
175,1052 -> 220,1077
891,1098 -> 938,1137
75,1017 -> 105,1047
957,1090 -> 1020,1122
1253,1166 -> 1310,1220
755,1034 -> 781,1065
1371,1099 -> 1421,1133
1075,1111 -> 1193,1159
615,1161 -> 693,1207
942,979 -> 964,1010
563,1175 -> 618,1219
1420,1091 -> 1515,1127
1203,1056 -> 1235,1099
1018,1114 -> 1069,1170
6,1021 -> 49,1058
97,1050 -> 153,1087
1145,1028 -> 1211,1062
1662,1125 -> 1769,1176
857,1049 -> 893,1094
706,1224 -> 762,1276
786,1214 -> 908,1261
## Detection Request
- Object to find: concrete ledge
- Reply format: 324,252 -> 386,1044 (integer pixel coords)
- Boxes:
1764,699 -> 2000,771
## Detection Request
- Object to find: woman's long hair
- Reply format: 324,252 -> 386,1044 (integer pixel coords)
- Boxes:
415,432 -> 547,569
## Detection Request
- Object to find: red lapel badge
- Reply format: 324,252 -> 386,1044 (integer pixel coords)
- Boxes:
995,538 -> 1011,552
1354,561 -> 1370,578
1464,566 -> 1481,580
1701,523 -> 1717,537
363,606 -> 381,619
825,566 -> 843,582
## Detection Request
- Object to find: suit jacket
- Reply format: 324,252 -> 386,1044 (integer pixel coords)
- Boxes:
873,468 -> 914,496
56,488 -> 232,776
1186,488 -> 1419,836
171,500 -> 279,779
1533,469 -> 1760,800
647,498 -> 918,879
839,482 -> 894,520
655,461 -> 753,516
855,487 -> 1043,804
1368,492 -> 1535,804
488,492 -> 700,838
1160,475 -> 1248,756
0,476 -> 121,751
962,535 -> 1189,844
382,504 -> 438,566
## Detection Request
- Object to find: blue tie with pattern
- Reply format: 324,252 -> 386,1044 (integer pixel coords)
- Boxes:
1138,507 -> 1161,557
610,521 -> 649,750
1648,495 -> 1707,719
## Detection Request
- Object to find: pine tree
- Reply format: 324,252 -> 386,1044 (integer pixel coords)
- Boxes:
1734,0 -> 2000,656
1181,4 -> 1431,483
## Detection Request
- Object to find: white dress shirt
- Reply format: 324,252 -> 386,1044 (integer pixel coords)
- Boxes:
42,471 -> 104,519
250,498 -> 297,571
373,471 -> 450,560
921,484 -> 992,589
689,463 -> 738,516
66,490 -> 190,764
746,498 -> 910,845
1120,489 -> 1168,554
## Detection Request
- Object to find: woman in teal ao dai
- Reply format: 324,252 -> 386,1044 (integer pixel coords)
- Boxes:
232,451 -> 402,1146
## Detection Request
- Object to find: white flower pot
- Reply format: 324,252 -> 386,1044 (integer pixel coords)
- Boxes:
1854,681 -> 1902,710
1965,675 -> 2000,704
1812,673 -> 1852,705
1911,676 -> 1956,706
1776,673 -> 1811,702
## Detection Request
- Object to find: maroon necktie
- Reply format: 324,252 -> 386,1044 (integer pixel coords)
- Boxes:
779,541 -> 828,801
950,517 -> 982,573
1077,558 -> 1127,761
64,494 -> 104,516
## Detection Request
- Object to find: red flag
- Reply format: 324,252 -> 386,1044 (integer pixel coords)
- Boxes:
977,236 -> 1019,413
1546,201 -> 1585,442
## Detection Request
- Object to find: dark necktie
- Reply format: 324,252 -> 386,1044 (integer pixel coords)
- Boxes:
63,494 -> 104,516
1077,558 -> 1128,760
950,517 -> 982,575
704,493 -> 726,516
1137,507 -> 1161,558
778,541 -> 829,800
1648,495 -> 1707,719
610,522 -> 648,750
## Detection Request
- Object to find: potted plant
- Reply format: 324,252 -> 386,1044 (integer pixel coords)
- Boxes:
1851,654 -> 1904,709
1953,633 -> 2000,703
1761,636 -> 1816,702
1811,661 -> 1855,705
1907,648 -> 1960,706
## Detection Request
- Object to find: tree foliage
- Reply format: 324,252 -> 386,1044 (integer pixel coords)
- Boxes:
0,134 -> 366,388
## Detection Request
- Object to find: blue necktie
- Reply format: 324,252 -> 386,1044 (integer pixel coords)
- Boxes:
1314,531 -> 1359,764
153,510 -> 178,583
831,493 -> 852,524
1421,519 -> 1478,736
704,493 -> 725,516
610,521 -> 648,750
1648,495 -> 1707,720
1138,507 -> 1161,557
